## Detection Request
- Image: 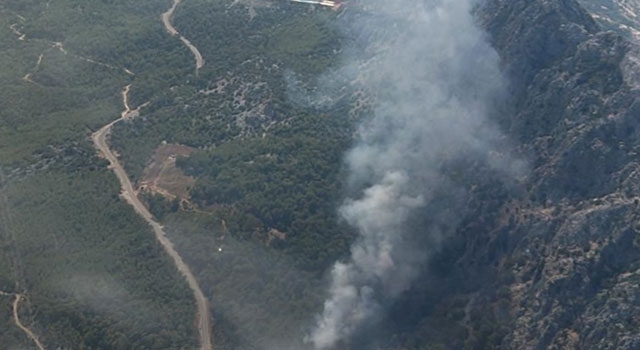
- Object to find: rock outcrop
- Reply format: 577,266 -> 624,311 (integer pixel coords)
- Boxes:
460,0 -> 640,348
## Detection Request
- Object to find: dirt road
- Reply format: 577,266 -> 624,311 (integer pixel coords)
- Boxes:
162,0 -> 205,70
12,294 -> 46,350
92,86 -> 213,350
0,291 -> 46,350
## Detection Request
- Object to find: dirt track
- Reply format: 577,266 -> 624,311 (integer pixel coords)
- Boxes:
12,294 -> 46,350
92,86 -> 213,350
162,0 -> 205,70
0,291 -> 45,350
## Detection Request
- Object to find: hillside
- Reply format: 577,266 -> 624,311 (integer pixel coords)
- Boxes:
1,0 -> 640,349
476,0 -> 640,348
578,0 -> 640,39
382,0 -> 640,348
0,0 -> 199,348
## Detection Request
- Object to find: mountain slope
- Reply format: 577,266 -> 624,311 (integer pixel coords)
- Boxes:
459,0 -> 640,348
577,0 -> 640,40
376,0 -> 640,349
3,0 -> 640,348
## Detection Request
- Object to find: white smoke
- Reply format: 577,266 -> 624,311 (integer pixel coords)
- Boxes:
309,0 -> 515,348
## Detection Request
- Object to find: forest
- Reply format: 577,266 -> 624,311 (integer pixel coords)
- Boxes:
0,0 -> 505,348
0,0 -> 199,347
0,0 -> 357,347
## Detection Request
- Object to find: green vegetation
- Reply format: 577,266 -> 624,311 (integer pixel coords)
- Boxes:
0,0 -> 201,347
107,0 -> 355,272
110,1 -> 344,179
0,0 -> 514,347
177,110 -> 355,270
0,220 -> 29,349
0,0 -> 196,165
164,211 -> 326,349
2,0 -> 629,348
1,166 -> 196,349
0,298 -> 31,349
2,0 -> 363,347
105,0 -> 358,347
140,190 -> 180,220
174,0 -> 341,77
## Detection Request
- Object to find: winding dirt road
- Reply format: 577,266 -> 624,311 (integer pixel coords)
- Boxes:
92,86 -> 213,350
0,291 -> 45,350
12,294 -> 46,350
162,0 -> 205,71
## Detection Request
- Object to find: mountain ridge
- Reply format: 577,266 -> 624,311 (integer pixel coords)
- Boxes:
452,0 -> 640,348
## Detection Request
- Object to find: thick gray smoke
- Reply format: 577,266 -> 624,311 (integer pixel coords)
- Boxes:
309,0 -> 515,348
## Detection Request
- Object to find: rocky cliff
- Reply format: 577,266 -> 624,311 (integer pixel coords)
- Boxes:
464,0 -> 640,348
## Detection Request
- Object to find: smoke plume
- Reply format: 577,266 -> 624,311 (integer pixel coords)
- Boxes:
309,0 -> 515,348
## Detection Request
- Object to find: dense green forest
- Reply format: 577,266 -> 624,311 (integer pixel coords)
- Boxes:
175,110 -> 355,270
2,0 -> 478,347
0,0 -> 358,347
106,1 -> 359,348
0,0 -> 515,348
1,166 -> 196,349
0,0 -> 200,347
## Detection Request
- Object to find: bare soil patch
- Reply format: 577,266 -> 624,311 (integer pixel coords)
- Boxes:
139,144 -> 197,199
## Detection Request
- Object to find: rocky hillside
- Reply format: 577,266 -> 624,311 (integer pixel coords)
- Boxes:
577,0 -> 640,40
460,0 -> 640,348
